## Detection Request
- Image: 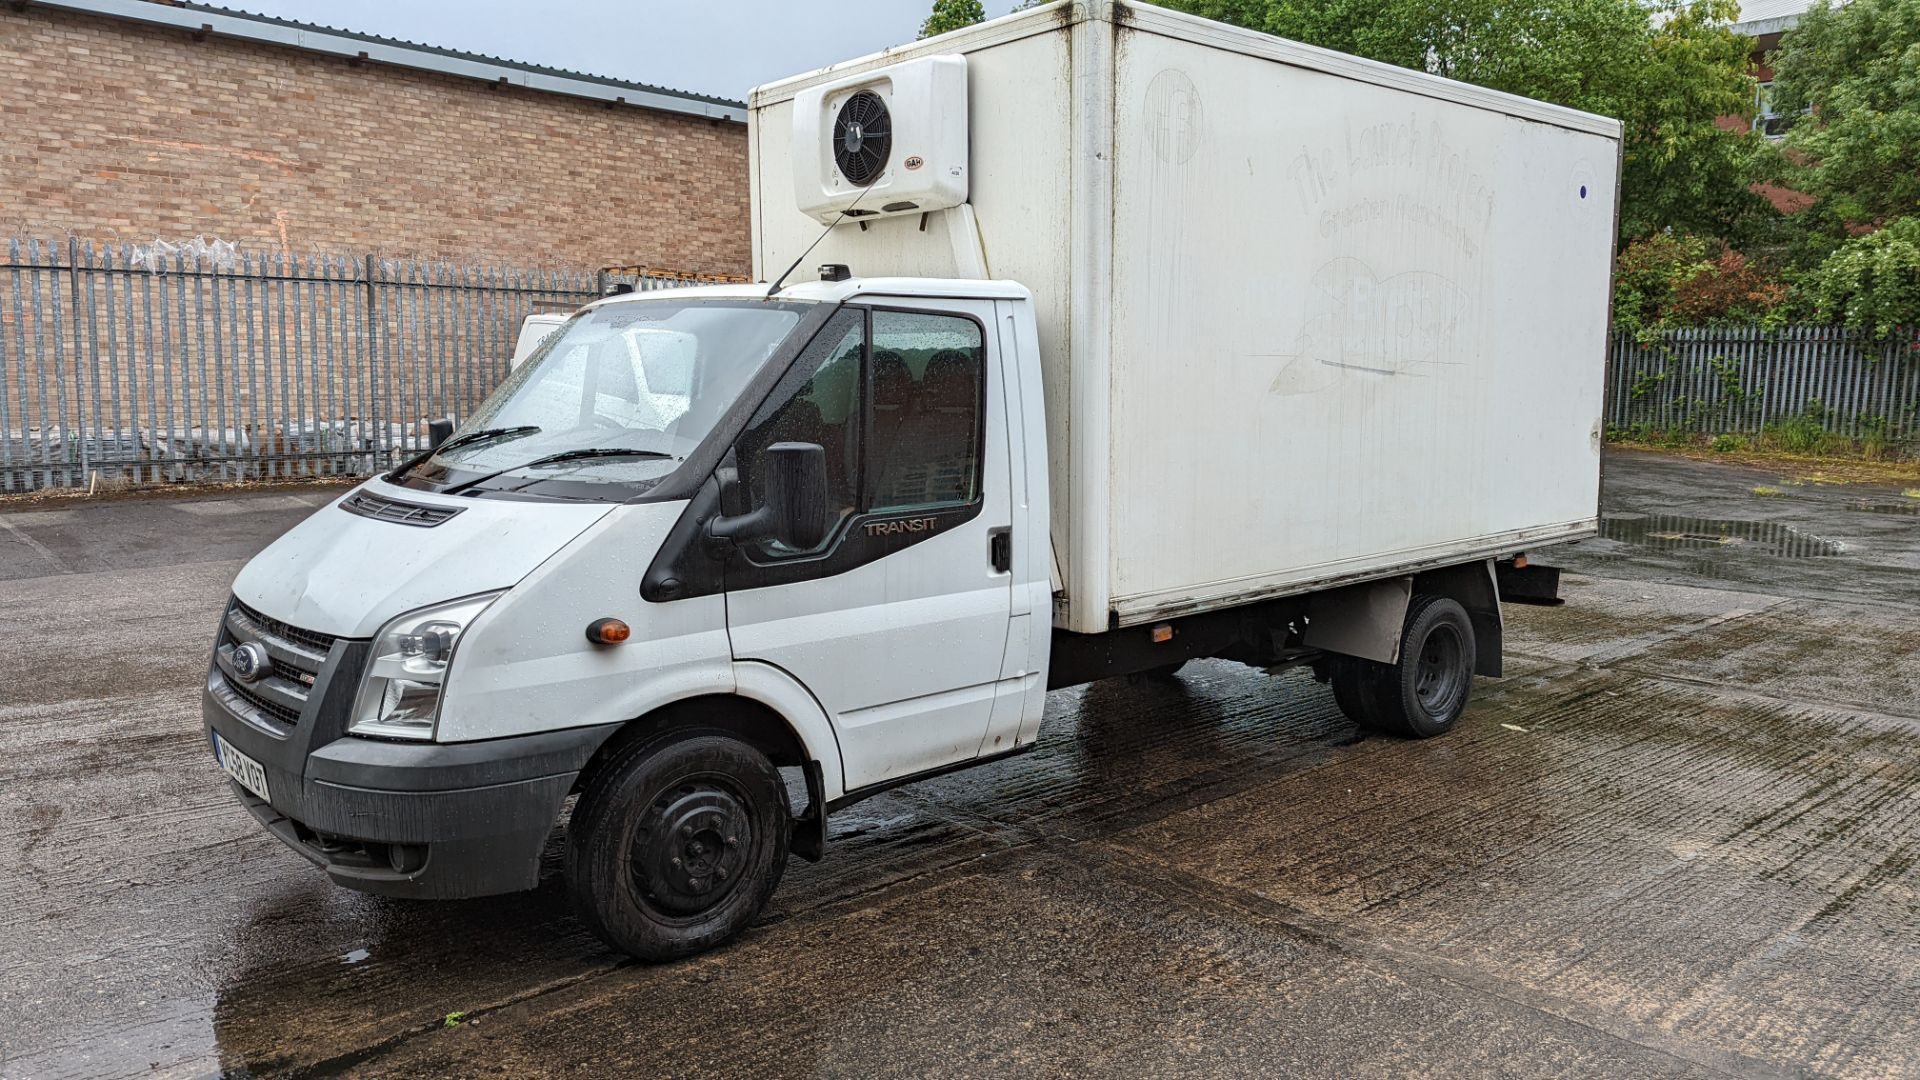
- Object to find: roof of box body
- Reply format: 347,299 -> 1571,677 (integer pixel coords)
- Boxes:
26,0 -> 746,122
751,0 -> 1620,140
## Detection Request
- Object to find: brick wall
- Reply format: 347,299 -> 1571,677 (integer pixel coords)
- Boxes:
0,4 -> 750,274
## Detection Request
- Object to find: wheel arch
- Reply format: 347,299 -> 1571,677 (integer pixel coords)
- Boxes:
1410,560 -> 1503,677
571,666 -> 845,806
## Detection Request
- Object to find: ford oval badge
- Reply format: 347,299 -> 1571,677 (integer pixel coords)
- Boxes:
231,641 -> 269,683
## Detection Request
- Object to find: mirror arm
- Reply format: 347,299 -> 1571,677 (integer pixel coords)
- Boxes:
708,506 -> 774,544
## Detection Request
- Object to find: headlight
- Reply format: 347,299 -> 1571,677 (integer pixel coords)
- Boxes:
350,593 -> 501,740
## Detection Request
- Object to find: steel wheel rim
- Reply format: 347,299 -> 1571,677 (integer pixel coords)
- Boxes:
1412,623 -> 1467,719
628,772 -> 756,920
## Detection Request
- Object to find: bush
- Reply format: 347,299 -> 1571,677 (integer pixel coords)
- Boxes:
1799,218 -> 1920,338
1710,433 -> 1746,453
1614,234 -> 1711,337
1613,234 -> 1790,334
1666,250 -> 1791,325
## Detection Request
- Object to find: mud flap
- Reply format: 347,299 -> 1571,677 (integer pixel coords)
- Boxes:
1303,576 -> 1413,665
1496,559 -> 1565,606
791,759 -> 827,863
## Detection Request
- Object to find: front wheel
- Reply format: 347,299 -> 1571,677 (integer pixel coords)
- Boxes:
566,730 -> 790,961
1347,595 -> 1477,739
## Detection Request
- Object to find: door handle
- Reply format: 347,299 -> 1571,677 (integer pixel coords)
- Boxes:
989,526 -> 1011,573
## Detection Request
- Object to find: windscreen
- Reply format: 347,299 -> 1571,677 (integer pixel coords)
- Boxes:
411,299 -> 807,497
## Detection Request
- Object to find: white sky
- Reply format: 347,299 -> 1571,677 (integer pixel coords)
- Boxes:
222,0 -> 1030,101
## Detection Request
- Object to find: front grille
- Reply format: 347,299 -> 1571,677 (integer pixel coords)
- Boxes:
232,599 -> 337,656
340,490 -> 464,527
216,598 -> 335,730
271,658 -> 317,689
229,680 -> 303,727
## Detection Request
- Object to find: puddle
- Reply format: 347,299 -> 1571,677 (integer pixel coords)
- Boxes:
1853,500 -> 1920,517
1600,514 -> 1843,558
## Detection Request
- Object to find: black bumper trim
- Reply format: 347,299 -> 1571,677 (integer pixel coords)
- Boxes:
207,684 -> 626,899
232,781 -> 562,899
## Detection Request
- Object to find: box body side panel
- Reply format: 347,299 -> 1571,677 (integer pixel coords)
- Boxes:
1104,26 -> 1614,621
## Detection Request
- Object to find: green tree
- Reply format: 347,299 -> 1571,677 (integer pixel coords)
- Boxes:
1799,217 -> 1920,336
921,0 -> 986,38
1769,0 -> 1920,229
1158,0 -> 1776,246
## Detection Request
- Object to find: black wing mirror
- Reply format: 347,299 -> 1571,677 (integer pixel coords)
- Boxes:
711,442 -> 830,551
427,417 -> 455,450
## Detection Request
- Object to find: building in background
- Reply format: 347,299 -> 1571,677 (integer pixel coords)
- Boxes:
0,0 -> 751,274
1718,0 -> 1820,213
1734,0 -> 1818,140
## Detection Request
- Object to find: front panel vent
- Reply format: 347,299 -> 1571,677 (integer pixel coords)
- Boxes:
340,491 -> 464,527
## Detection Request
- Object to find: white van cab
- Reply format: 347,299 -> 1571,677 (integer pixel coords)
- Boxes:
206,278 -> 1057,960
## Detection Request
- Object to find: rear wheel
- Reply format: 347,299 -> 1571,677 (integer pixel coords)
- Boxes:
1345,596 -> 1477,739
1329,660 -> 1372,724
566,730 -> 790,961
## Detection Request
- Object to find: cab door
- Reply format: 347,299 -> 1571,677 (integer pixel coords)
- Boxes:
723,298 -> 1014,792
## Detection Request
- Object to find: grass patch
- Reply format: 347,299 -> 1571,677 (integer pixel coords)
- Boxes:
1751,485 -> 1783,496
1905,489 -> 1920,499
1609,398 -> 1913,468
1606,404 -> 1919,485
1764,405 -> 1849,456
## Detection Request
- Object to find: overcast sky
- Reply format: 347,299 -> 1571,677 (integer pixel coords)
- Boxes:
225,0 -> 1030,101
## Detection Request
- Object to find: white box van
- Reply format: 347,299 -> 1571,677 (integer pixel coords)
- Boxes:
510,312 -> 570,370
203,0 -> 1617,961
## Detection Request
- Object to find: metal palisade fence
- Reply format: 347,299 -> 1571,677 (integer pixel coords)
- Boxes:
0,237 -> 712,491
9,245 -> 1920,492
1607,326 -> 1920,444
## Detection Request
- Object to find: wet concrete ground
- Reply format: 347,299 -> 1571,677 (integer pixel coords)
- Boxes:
1,449 -> 1916,1078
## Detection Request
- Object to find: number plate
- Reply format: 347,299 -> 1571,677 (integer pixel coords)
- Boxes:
212,731 -> 271,802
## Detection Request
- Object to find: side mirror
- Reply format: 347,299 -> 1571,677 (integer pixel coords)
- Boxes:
711,443 -> 830,551
428,417 -> 455,450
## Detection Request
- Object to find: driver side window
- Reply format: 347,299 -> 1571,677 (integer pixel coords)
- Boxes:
734,304 -> 987,564
735,309 -> 865,557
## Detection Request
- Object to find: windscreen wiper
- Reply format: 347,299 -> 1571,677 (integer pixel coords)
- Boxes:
439,425 -> 541,454
442,447 -> 674,495
389,425 -> 541,478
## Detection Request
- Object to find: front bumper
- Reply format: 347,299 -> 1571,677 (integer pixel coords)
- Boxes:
205,685 -> 621,899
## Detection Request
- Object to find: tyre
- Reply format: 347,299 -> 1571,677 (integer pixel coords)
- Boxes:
1351,595 -> 1477,739
1329,659 -> 1372,724
566,730 -> 790,961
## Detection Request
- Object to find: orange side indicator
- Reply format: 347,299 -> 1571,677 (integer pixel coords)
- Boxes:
587,618 -> 631,645
1150,624 -> 1174,643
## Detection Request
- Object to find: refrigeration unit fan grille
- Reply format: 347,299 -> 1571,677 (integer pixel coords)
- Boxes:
833,90 -> 893,186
